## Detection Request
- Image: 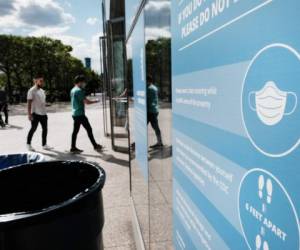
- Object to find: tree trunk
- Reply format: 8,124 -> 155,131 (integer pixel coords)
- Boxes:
15,72 -> 23,103
6,71 -> 13,104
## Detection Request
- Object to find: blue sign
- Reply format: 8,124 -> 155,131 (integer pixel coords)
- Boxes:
239,169 -> 299,250
172,0 -> 300,249
242,44 -> 300,157
85,57 -> 91,69
132,11 -> 148,180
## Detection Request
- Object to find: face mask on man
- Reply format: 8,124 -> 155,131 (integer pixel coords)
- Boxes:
249,81 -> 297,126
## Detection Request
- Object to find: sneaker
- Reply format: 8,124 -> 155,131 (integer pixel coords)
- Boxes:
27,144 -> 35,151
70,147 -> 83,154
94,144 -> 103,151
150,142 -> 163,149
43,145 -> 53,150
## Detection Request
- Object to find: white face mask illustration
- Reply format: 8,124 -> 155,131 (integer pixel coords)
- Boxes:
249,81 -> 297,126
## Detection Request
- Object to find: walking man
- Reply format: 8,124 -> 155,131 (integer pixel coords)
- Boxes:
26,74 -> 52,151
0,88 -> 8,127
147,76 -> 163,148
70,75 -> 102,153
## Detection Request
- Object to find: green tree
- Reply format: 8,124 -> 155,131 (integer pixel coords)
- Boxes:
146,38 -> 171,101
0,35 -> 17,102
0,35 -> 102,103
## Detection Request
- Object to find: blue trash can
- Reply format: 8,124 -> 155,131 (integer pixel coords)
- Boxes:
0,153 -> 44,170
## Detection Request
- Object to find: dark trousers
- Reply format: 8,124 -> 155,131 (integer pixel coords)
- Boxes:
147,113 -> 162,144
27,113 -> 48,146
71,115 -> 97,149
0,103 -> 8,124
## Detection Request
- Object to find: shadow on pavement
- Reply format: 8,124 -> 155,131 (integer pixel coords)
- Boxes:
0,124 -> 23,130
36,149 -> 129,168
110,133 -> 128,139
36,150 -> 86,161
81,152 -> 129,168
149,145 -> 172,160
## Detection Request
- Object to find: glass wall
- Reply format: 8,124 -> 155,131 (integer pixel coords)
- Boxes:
145,1 -> 172,248
105,1 -> 300,249
128,8 -> 150,247
126,0 -> 172,249
108,22 -> 128,152
125,0 -> 141,37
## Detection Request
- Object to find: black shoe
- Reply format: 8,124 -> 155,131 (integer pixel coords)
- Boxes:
150,142 -> 163,148
70,147 -> 83,153
94,144 -> 103,151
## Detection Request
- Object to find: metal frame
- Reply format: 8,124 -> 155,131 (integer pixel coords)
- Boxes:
103,19 -> 129,153
106,21 -> 115,149
99,36 -> 110,137
101,0 -> 128,150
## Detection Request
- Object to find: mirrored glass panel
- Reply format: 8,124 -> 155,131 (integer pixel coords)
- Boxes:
125,0 -> 142,36
144,0 -> 173,248
128,11 -> 150,247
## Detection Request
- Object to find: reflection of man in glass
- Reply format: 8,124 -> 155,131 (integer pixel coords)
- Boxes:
147,75 -> 163,148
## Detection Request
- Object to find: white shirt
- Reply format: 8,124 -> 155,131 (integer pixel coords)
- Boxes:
27,86 -> 47,115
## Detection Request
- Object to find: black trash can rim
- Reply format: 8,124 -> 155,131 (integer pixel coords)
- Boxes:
0,160 -> 105,225
0,152 -> 45,169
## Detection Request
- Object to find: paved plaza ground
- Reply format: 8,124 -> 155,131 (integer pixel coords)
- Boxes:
0,101 -> 135,250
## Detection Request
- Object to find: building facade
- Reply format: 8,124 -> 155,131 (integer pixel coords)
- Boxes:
125,0 -> 173,249
101,0 -> 172,249
102,1 -> 300,249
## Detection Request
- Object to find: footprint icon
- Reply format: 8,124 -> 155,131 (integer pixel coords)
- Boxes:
266,179 -> 273,204
263,241 -> 269,250
256,234 -> 262,250
258,175 -> 265,199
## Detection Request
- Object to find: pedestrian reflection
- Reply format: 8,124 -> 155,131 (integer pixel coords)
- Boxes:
147,75 -> 163,149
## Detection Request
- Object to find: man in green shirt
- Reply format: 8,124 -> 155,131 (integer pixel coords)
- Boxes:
147,76 -> 163,148
70,75 -> 102,153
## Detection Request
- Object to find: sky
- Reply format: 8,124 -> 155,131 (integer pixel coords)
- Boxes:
0,0 -> 103,72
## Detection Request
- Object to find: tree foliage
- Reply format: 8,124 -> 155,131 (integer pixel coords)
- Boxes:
146,38 -> 171,101
0,35 -> 101,103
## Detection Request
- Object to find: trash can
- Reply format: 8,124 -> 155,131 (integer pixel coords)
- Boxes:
0,161 -> 105,250
0,153 -> 44,169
